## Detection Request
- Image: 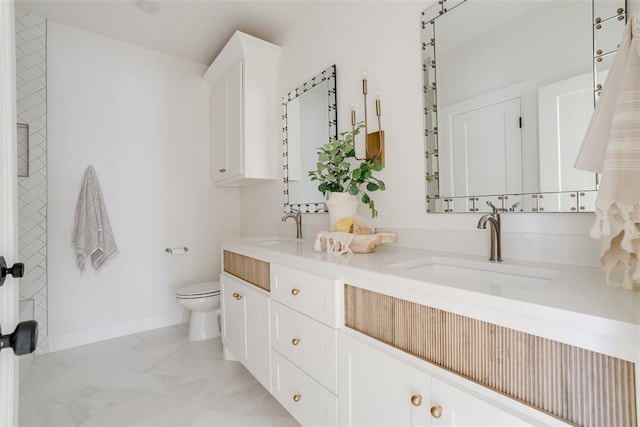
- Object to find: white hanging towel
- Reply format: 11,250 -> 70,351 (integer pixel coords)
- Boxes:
574,17 -> 640,289
72,165 -> 118,271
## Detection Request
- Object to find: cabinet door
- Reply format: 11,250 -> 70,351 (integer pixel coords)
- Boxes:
339,334 -> 431,426
430,378 -> 533,427
212,78 -> 228,182
221,273 -> 271,391
244,285 -> 271,391
220,275 -> 246,361
211,61 -> 243,183
225,61 -> 243,178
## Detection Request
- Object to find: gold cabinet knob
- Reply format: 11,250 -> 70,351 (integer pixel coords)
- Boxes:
219,168 -> 226,173
291,288 -> 300,296
292,338 -> 300,346
430,405 -> 443,418
232,292 -> 243,300
293,394 -> 302,402
410,394 -> 422,406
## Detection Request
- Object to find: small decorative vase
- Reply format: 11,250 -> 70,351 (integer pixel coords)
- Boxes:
326,192 -> 359,231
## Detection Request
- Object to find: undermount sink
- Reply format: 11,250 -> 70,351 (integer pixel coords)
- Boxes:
389,256 -> 559,287
245,237 -> 297,245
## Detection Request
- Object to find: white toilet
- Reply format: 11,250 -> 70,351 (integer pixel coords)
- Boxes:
176,281 -> 221,341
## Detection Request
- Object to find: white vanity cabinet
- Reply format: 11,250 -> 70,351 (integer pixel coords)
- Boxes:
339,331 -> 547,427
203,31 -> 281,186
269,264 -> 341,426
219,240 -> 635,427
220,272 -> 271,390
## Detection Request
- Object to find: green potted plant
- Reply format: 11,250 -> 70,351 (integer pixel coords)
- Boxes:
308,123 -> 386,227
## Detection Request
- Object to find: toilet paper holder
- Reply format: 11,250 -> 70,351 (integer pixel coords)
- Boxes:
165,247 -> 189,255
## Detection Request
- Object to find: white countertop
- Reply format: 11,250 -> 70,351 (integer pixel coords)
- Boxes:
219,236 -> 640,361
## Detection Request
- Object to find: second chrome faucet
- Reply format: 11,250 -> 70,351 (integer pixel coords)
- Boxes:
477,202 -> 502,262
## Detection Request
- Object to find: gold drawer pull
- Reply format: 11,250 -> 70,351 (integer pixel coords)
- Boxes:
293,394 -> 302,402
410,394 -> 422,406
219,168 -> 226,173
232,292 -> 243,300
292,338 -> 301,346
291,288 -> 300,296
430,405 -> 443,418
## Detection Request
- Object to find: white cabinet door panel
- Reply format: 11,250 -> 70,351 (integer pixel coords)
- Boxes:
220,275 -> 246,360
244,283 -> 271,391
431,377 -> 534,427
212,79 -> 228,182
220,273 -> 271,391
339,333 -> 431,426
225,61 -> 243,179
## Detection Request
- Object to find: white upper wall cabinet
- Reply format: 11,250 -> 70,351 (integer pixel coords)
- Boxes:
203,31 -> 281,186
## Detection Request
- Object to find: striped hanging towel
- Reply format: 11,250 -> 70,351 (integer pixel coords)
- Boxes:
574,17 -> 640,289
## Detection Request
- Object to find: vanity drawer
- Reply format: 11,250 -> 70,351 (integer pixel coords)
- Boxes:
271,264 -> 340,327
271,301 -> 337,393
271,350 -> 338,426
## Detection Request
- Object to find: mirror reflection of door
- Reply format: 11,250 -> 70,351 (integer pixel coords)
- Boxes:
538,73 -> 599,211
451,98 -> 522,197
441,92 -> 524,212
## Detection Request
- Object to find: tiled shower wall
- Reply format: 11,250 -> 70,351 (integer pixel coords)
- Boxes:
16,11 -> 48,353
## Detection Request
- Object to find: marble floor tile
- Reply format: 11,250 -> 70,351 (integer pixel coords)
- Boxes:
256,393 -> 294,419
205,375 -> 268,415
19,324 -> 299,427
191,409 -> 300,427
19,397 -> 113,427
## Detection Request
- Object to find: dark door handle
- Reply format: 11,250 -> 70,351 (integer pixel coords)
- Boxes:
0,320 -> 38,356
0,256 -> 25,287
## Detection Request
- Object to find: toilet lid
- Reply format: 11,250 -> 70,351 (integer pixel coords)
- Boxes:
176,281 -> 220,298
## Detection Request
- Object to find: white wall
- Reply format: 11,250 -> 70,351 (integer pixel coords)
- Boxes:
47,22 -> 240,351
240,1 -> 631,268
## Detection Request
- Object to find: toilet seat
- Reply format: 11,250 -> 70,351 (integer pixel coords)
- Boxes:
176,281 -> 220,299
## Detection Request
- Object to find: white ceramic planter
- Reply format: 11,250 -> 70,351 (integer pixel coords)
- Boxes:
326,192 -> 359,231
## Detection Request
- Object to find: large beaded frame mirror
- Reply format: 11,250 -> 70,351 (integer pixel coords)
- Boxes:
282,65 -> 338,214
421,0 -> 627,214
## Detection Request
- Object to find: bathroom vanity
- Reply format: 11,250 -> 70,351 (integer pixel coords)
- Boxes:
219,237 -> 640,427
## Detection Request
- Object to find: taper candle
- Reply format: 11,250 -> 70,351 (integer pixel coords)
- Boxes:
362,71 -> 368,95
351,102 -> 356,126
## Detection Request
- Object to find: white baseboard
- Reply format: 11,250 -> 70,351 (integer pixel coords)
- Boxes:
47,310 -> 189,353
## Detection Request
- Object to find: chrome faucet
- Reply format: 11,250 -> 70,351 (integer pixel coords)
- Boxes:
477,202 -> 502,262
282,209 -> 303,239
